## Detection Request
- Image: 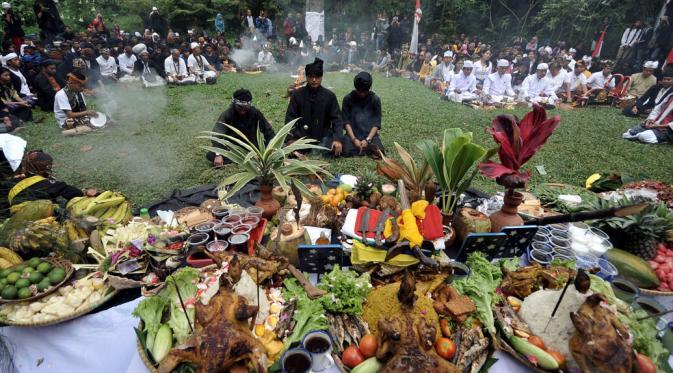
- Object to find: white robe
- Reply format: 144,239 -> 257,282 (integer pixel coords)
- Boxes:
483,72 -> 515,103
187,54 -> 216,82
163,56 -> 195,84
546,70 -> 569,94
567,72 -> 587,92
117,53 -> 137,75
519,74 -> 557,104
95,56 -> 118,78
586,71 -> 615,90
446,71 -> 478,102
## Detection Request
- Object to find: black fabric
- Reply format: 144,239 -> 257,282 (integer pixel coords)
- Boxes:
1,178 -> 84,218
285,85 -> 343,145
145,182 -> 262,217
353,71 -> 372,91
133,59 -> 165,78
206,106 -> 275,161
33,72 -> 64,111
305,57 -> 324,76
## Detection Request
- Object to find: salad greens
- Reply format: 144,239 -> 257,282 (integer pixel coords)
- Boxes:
282,277 -> 328,349
317,265 -> 373,315
550,257 -> 577,270
453,252 -> 503,334
619,309 -> 673,373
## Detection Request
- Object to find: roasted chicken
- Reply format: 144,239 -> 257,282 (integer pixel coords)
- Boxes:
500,263 -> 575,298
158,289 -> 268,373
569,293 -> 633,373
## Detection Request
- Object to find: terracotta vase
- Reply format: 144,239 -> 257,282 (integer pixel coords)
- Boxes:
256,185 -> 281,220
441,212 -> 457,247
490,191 -> 524,232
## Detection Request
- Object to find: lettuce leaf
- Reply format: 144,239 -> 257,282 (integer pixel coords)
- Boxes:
132,294 -> 168,350
619,309 -> 673,373
453,252 -> 503,335
317,265 -> 372,315
160,267 -> 200,344
282,277 -> 328,349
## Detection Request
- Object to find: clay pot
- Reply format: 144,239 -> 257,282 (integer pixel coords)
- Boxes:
256,184 -> 281,220
490,191 -> 524,232
441,211 -> 454,226
443,225 -> 456,247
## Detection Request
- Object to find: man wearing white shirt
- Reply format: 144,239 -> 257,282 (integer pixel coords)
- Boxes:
257,47 -> 275,65
95,48 -> 118,83
585,60 -> 615,91
519,63 -> 557,107
4,53 -> 34,102
164,49 -> 195,85
546,62 -> 571,102
482,59 -> 515,104
187,45 -> 217,83
623,93 -> 673,144
616,21 -> 642,65
567,60 -> 588,97
117,46 -> 137,76
446,60 -> 478,103
567,48 -> 577,70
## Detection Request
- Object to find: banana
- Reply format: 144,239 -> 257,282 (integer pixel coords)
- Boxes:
92,190 -> 113,203
0,247 -> 22,265
66,196 -> 86,210
110,202 -> 129,223
0,257 -> 13,269
100,205 -> 120,220
85,196 -> 126,216
71,197 -> 95,217
64,221 -> 79,241
75,226 -> 88,239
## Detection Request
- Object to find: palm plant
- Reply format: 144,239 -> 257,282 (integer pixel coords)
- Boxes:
417,128 -> 492,215
376,142 -> 434,202
199,119 -> 332,200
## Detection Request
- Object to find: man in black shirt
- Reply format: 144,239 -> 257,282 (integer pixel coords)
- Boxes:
33,59 -> 64,111
285,58 -> 344,156
623,71 -> 673,117
341,72 -> 384,158
207,89 -> 275,167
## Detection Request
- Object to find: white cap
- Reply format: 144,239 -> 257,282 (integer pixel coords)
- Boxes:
569,48 -> 576,53
582,55 -> 592,62
443,51 -> 454,58
289,37 -> 298,46
497,59 -> 509,67
134,31 -> 141,37
643,60 -> 659,69
537,63 -> 549,70
564,55 -> 573,61
190,42 -> 199,50
545,46 -> 552,54
152,6 -> 158,11
2,52 -> 18,64
0,133 -> 27,172
1,2 -> 10,10
463,60 -> 474,68
132,43 -> 147,55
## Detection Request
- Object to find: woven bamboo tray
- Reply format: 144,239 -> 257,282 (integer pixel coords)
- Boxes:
136,321 -> 159,373
0,257 -> 74,304
639,287 -> 673,296
0,286 -> 117,327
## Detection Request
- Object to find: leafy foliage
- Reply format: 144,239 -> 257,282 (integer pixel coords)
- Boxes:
199,119 -> 332,199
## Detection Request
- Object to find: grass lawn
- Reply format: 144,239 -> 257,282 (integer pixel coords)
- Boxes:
19,72 -> 673,207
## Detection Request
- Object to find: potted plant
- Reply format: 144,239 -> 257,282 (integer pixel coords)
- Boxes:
376,142 -> 434,202
200,119 -> 332,219
478,104 -> 561,231
417,128 -> 492,225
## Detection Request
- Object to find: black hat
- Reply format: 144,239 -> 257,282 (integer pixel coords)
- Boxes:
305,57 -> 324,77
663,70 -> 673,78
232,88 -> 253,107
354,71 -> 372,91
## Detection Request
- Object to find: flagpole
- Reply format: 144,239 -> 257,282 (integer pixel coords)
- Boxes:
410,0 -> 422,54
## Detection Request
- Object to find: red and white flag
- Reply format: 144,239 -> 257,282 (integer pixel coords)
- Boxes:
663,47 -> 673,70
592,30 -> 606,58
410,0 -> 422,54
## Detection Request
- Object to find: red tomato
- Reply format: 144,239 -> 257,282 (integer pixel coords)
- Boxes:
527,336 -> 546,350
637,353 -> 657,373
358,335 -> 378,358
435,337 -> 456,360
342,346 -> 364,368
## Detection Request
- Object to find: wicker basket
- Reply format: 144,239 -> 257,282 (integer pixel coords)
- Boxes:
136,321 -> 159,373
0,286 -> 118,327
0,257 -> 74,304
639,287 -> 673,296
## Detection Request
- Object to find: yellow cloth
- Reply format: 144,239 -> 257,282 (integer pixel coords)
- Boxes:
350,240 -> 418,267
8,175 -> 46,205
419,62 -> 432,80
382,202 -> 429,243
411,200 -> 429,219
398,209 -> 423,247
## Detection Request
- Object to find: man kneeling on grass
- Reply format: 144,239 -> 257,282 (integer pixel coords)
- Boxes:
53,71 -> 97,129
623,93 -> 673,144
341,72 -> 384,158
207,89 -> 275,167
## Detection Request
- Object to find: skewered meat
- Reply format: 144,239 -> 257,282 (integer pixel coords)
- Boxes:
157,288 -> 268,373
376,316 -> 458,373
569,293 -> 633,373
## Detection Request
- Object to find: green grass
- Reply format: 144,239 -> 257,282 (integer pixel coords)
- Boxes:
19,72 -> 673,207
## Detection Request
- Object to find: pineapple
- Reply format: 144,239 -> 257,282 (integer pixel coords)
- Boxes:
355,171 -> 376,201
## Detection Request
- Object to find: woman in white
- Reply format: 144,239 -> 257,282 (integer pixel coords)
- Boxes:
473,49 -> 493,88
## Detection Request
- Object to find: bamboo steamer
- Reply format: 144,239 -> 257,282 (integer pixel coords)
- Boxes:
268,222 -> 306,266
454,207 -> 491,242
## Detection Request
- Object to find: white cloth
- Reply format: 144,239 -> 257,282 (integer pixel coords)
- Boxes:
8,68 -> 31,96
187,54 -> 212,75
305,11 -> 325,43
474,60 -> 492,82
53,89 -> 85,128
620,27 -> 642,47
95,56 -> 118,78
257,51 -> 275,65
483,72 -> 515,97
117,53 -> 137,75
0,298 -> 142,373
519,74 -> 557,102
648,96 -> 673,129
0,133 -> 26,171
433,62 -> 454,82
446,71 -> 477,99
164,56 -> 189,77
586,71 -> 615,90
567,71 -> 587,92
623,129 -> 659,143
546,69 -> 570,94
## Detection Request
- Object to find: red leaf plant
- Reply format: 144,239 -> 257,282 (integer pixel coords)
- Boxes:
478,104 -> 560,192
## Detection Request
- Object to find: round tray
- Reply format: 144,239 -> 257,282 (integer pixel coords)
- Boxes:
639,287 -> 673,296
0,257 -> 74,304
0,286 -> 117,327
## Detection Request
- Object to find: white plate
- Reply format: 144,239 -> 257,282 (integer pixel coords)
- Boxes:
90,112 -> 107,128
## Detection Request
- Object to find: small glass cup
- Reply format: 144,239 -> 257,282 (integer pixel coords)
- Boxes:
536,226 -> 552,237
549,223 -> 569,231
302,330 -> 334,371
552,246 -> 574,261
206,240 -> 229,252
229,207 -> 247,217
212,206 -> 229,219
240,215 -> 260,229
222,214 -> 242,225
186,232 -> 209,249
589,227 -> 610,241
531,240 -> 553,253
281,348 -> 313,373
213,224 -> 231,240
576,253 -> 599,270
530,249 -> 553,265
532,234 -> 550,245
228,233 -> 249,253
246,206 -> 264,218
597,258 -> 618,281
232,224 -> 252,235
